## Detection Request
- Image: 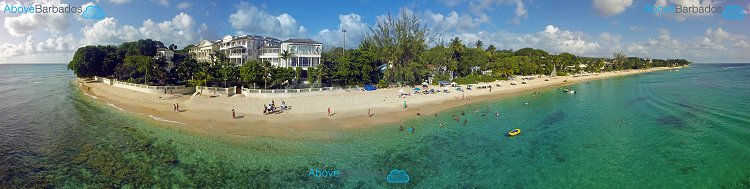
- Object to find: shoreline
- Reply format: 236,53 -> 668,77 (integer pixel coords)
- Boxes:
77,67 -> 680,139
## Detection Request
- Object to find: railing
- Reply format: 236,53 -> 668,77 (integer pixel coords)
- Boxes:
241,85 -> 362,94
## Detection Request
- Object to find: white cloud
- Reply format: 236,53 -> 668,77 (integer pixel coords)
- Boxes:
593,0 -> 633,16
228,2 -> 305,38
81,13 -> 200,47
108,0 -> 131,4
705,27 -> 730,42
138,12 -> 196,46
544,25 -> 559,34
81,17 -> 139,45
2,1 -> 72,37
314,13 -> 369,49
440,0 -> 466,7
176,1 -> 191,10
0,34 -> 79,60
467,0 -> 527,24
733,40 -> 749,48
425,10 -> 484,32
441,25 -> 600,55
624,27 -> 750,62
151,0 -> 169,7
629,25 -> 643,32
599,32 -> 622,46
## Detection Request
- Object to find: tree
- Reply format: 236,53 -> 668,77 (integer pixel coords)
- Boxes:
115,55 -> 155,83
295,67 -> 303,83
458,48 -> 488,76
360,9 -> 432,85
209,50 -> 228,66
279,50 -> 295,67
190,63 -> 211,94
117,39 -> 165,57
485,44 -> 497,63
612,51 -> 627,70
475,40 -> 483,49
175,57 -> 199,84
69,46 -> 105,78
218,65 -> 237,88
239,60 -> 264,87
449,37 -> 464,60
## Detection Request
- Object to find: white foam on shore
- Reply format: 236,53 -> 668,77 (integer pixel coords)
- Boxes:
83,92 -> 99,99
107,102 -> 126,111
148,115 -> 186,125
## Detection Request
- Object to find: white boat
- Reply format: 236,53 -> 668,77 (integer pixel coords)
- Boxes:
563,88 -> 575,94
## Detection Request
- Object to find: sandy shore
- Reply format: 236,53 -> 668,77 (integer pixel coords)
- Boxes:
77,67 -> 678,139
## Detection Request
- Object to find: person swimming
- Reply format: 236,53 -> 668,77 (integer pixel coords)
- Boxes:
495,112 -> 499,117
399,125 -> 404,131
440,122 -> 444,128
463,119 -> 468,126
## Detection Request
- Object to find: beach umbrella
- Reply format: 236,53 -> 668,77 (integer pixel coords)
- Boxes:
413,88 -> 421,91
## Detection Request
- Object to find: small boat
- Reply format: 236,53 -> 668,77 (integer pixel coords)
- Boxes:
508,129 -> 521,136
563,88 -> 575,94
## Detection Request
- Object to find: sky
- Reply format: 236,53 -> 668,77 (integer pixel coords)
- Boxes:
0,0 -> 749,64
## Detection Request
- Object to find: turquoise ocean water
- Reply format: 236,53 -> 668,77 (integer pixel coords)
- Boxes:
0,64 -> 749,188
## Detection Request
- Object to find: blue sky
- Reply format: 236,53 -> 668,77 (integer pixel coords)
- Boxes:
0,0 -> 748,63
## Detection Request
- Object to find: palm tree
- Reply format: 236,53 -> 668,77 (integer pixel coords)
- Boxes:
190,63 -> 211,94
209,50 -> 228,66
449,37 -> 464,60
279,50 -> 294,67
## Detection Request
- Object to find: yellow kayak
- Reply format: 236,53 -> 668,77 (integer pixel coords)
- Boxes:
507,129 -> 521,136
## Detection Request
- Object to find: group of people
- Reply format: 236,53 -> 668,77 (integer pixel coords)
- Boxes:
264,99 -> 288,115
173,103 -> 180,112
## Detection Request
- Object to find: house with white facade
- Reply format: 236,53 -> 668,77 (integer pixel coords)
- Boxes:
259,39 -> 322,70
217,35 -> 281,66
189,40 -> 219,63
154,48 -> 175,71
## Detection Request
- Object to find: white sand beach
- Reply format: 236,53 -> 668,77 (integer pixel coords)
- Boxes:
78,67 -> 677,138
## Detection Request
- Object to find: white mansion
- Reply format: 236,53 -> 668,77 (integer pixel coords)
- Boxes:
189,35 -> 322,70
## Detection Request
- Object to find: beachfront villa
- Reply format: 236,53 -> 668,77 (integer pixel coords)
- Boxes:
189,40 -> 219,63
259,39 -> 322,70
154,48 -> 175,71
217,35 -> 281,66
154,48 -> 174,61
188,35 -> 321,69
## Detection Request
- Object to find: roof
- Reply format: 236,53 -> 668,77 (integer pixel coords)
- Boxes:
283,39 -> 322,44
156,47 -> 171,51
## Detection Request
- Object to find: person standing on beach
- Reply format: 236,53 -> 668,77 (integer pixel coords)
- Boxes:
416,108 -> 421,116
173,104 -> 177,112
176,103 -> 179,112
403,101 -> 407,109
232,109 -> 236,119
328,107 -> 331,116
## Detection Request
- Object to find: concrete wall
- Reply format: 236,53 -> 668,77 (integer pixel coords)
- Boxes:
196,86 -> 236,97
94,76 -> 195,95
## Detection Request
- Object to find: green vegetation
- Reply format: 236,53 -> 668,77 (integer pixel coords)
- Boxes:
68,10 -> 691,89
